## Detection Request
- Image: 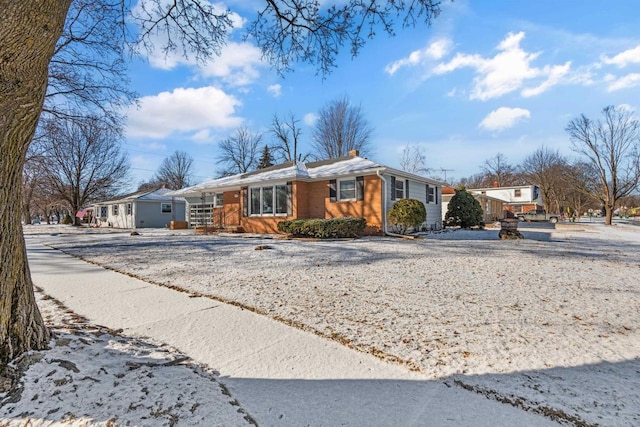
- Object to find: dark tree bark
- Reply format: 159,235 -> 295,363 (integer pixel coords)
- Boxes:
0,1 -> 71,365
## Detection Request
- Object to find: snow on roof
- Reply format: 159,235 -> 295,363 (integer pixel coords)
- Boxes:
168,156 -> 439,197
98,188 -> 186,204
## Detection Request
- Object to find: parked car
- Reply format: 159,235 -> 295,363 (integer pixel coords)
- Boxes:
516,209 -> 560,223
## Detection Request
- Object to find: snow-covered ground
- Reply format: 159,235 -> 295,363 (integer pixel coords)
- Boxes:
0,289 -> 254,426
10,220 -> 640,425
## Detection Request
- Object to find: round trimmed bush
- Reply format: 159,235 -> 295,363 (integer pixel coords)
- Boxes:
387,198 -> 426,234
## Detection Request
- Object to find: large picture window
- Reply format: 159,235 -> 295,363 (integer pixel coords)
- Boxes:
250,184 -> 291,216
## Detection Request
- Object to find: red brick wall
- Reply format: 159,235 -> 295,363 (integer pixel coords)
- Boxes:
236,175 -> 384,235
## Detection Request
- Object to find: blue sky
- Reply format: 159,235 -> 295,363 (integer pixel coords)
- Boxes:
123,0 -> 640,187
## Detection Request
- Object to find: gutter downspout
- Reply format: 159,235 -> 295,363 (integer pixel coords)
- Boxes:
376,170 -> 409,238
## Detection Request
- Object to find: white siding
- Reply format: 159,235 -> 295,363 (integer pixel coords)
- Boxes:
383,174 -> 442,231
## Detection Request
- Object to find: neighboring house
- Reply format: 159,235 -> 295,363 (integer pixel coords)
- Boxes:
168,151 -> 444,235
441,187 -> 506,223
92,188 -> 186,229
468,184 -> 543,215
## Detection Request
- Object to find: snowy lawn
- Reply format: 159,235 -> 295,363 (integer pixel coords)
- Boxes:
20,221 -> 640,426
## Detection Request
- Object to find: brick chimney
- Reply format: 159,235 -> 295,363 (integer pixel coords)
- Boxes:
348,149 -> 359,157
492,181 -> 499,188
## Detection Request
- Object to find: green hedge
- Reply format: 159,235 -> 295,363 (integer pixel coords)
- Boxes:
277,217 -> 366,238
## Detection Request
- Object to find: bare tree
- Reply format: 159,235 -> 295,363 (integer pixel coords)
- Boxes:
566,105 -> 640,225
39,116 -> 130,225
312,96 -> 373,159
455,173 -> 487,189
399,144 -> 431,175
217,128 -> 262,176
481,153 -> 522,187
519,147 -> 568,213
271,113 -> 311,163
44,0 -> 135,127
152,150 -> 194,190
1,0 -> 442,366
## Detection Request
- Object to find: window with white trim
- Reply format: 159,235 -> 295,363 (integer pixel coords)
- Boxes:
126,203 -> 132,215
339,179 -> 356,200
394,178 -> 404,199
250,185 -> 289,215
275,185 -> 288,214
161,203 -> 172,214
214,193 -> 224,207
514,189 -> 522,197
426,185 -> 434,203
100,206 -> 107,217
112,205 -> 119,215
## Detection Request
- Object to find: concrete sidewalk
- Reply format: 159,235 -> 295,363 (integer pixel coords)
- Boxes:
27,242 -> 555,426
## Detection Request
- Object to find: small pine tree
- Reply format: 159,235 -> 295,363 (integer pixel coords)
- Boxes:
445,187 -> 485,228
258,145 -> 274,169
387,199 -> 427,234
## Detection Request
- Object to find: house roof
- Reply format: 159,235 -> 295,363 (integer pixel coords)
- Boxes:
168,156 -> 445,197
95,188 -> 186,205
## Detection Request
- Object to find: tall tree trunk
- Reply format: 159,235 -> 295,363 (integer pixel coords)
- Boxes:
1,1 -> 71,365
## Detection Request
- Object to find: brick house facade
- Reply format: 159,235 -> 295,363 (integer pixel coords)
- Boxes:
170,154 -> 444,235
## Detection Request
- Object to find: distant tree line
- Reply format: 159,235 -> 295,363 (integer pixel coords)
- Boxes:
216,95 -> 373,176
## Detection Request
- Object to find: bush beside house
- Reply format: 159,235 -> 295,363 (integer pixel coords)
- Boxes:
444,188 -> 485,228
277,217 -> 366,238
387,199 -> 427,234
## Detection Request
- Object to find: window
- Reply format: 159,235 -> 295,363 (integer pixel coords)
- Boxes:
262,187 -> 274,214
275,185 -> 288,214
250,184 -> 290,215
514,189 -> 522,197
126,203 -> 132,215
100,206 -> 107,217
161,203 -> 172,214
426,185 -> 434,203
339,179 -> 356,200
214,193 -> 224,207
112,205 -> 119,216
250,188 -> 261,215
394,178 -> 404,199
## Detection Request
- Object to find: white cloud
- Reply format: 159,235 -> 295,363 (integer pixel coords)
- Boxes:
602,45 -> 640,68
198,42 -> 264,86
479,107 -> 530,131
607,73 -> 640,92
267,84 -> 282,98
521,62 -> 571,97
127,86 -> 243,138
617,103 -> 635,113
433,32 -> 571,100
385,38 -> 453,75
303,113 -> 318,126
